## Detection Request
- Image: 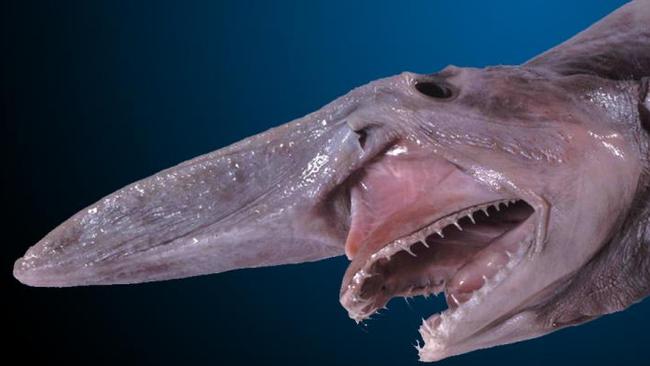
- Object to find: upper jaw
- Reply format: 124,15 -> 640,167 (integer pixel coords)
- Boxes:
338,145 -> 551,361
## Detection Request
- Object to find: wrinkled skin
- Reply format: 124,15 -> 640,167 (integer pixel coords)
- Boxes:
13,0 -> 650,362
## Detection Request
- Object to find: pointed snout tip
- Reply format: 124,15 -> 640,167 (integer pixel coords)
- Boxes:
13,255 -> 51,287
13,256 -> 40,287
12,251 -> 74,288
12,233 -> 96,287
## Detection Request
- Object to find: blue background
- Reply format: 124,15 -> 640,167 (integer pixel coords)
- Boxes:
4,1 -> 647,365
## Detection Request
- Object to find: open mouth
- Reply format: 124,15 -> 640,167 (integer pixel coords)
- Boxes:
339,143 -> 537,360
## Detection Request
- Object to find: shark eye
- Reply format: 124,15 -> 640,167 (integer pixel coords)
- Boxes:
415,80 -> 454,99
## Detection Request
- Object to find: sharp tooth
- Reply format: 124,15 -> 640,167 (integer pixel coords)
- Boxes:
453,221 -> 463,231
404,246 -> 417,257
414,339 -> 423,351
468,212 -> 476,224
494,204 -> 501,211
422,318 -> 434,335
503,201 -> 510,207
449,293 -> 460,307
436,229 -> 444,238
482,207 -> 490,216
420,240 -> 430,248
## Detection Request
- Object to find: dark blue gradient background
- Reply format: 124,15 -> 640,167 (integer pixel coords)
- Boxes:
4,1 -> 648,365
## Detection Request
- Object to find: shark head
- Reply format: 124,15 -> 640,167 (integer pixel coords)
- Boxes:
338,65 -> 647,360
13,0 -> 650,362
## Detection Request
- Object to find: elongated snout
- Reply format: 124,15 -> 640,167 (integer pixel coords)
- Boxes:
13,71 -> 421,287
13,108 -> 370,286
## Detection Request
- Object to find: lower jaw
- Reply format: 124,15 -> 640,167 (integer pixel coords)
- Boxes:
417,232 -> 534,360
340,207 -> 538,358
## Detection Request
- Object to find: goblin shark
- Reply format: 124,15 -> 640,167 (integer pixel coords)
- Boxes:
13,0 -> 650,362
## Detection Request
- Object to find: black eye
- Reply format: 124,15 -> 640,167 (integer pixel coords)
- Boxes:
415,80 -> 454,99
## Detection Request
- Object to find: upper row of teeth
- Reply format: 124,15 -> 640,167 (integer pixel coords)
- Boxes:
370,199 -> 519,259
344,198 -> 520,317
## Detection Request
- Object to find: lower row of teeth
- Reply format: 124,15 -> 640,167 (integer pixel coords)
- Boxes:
417,234 -> 533,349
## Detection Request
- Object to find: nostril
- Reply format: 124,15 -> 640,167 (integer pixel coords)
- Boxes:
356,129 -> 367,149
415,80 -> 453,99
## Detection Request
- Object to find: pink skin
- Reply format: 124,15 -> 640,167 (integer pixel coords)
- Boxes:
344,141 -> 507,260
12,0 -> 650,362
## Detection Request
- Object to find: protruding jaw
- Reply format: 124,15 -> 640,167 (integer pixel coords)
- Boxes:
338,140 -> 548,361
